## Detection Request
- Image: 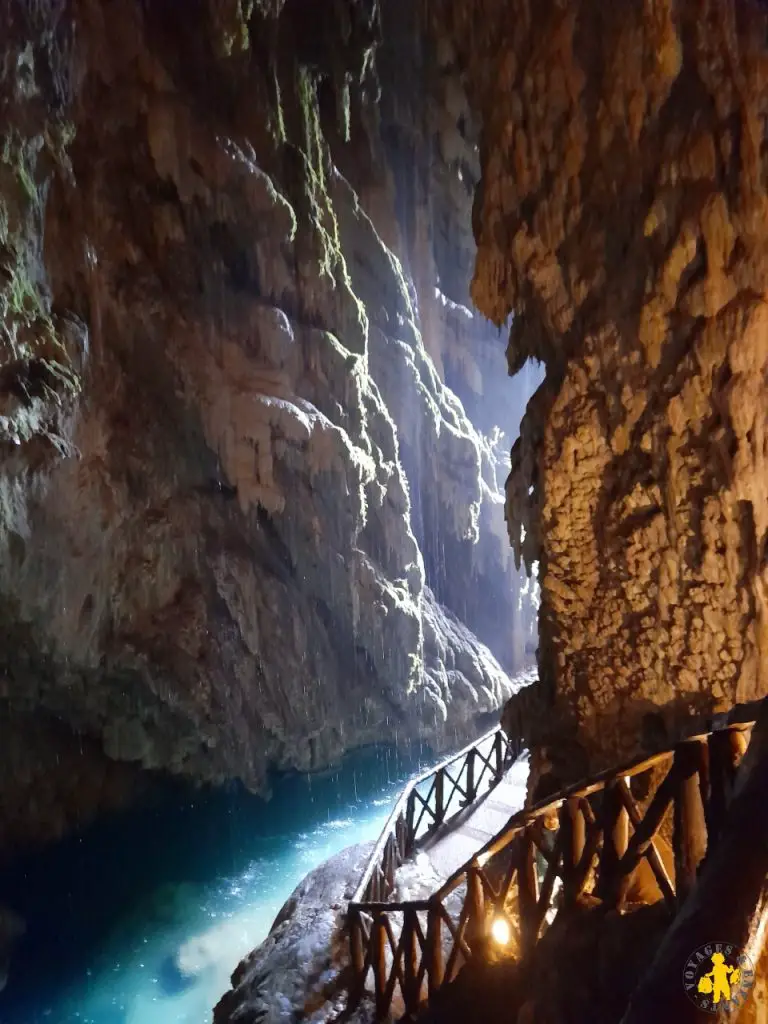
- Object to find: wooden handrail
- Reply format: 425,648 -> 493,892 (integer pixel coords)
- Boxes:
347,698 -> 763,1020
351,725 -> 520,905
349,900 -> 432,913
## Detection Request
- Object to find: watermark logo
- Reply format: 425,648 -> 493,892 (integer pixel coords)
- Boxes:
683,943 -> 754,1014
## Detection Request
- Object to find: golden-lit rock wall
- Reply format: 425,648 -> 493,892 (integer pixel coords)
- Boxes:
438,0 -> 768,770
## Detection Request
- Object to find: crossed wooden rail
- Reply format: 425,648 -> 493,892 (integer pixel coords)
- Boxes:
347,702 -> 760,1021
351,726 -> 521,906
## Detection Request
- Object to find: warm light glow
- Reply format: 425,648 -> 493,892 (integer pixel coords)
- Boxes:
490,915 -> 511,946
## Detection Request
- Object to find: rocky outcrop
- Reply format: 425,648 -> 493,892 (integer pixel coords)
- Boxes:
213,842 -> 371,1024
0,0 -> 536,850
436,0 -> 768,775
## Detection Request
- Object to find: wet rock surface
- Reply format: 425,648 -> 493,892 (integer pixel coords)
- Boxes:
213,842 -> 373,1024
0,0 -> 536,851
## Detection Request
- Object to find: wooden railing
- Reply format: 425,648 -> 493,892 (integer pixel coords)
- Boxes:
351,726 -> 521,907
347,701 -> 760,1021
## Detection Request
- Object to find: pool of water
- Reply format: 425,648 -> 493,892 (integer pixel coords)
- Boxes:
0,743 -> 434,1024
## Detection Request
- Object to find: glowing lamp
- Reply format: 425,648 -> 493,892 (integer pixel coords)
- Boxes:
490,914 -> 512,947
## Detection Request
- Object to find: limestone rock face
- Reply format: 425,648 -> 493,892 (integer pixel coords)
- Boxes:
213,841 -> 372,1024
0,0 -> 535,849
437,0 -> 768,773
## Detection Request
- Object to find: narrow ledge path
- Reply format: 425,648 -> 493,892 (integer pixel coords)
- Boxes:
397,757 -> 530,900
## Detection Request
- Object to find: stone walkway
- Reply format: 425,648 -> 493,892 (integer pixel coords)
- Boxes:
422,757 -> 530,881
395,757 -> 530,901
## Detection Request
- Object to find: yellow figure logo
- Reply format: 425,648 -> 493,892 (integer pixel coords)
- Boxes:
684,944 -> 754,1014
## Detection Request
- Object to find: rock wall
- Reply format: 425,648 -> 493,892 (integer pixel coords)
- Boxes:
0,0 -> 536,850
436,0 -> 768,775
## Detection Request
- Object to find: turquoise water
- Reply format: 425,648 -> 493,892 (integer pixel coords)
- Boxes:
0,744 -> 433,1024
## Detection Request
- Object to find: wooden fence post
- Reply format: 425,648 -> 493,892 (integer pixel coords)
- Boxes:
465,749 -> 476,805
560,797 -> 586,900
598,780 -> 629,902
673,740 -> 708,904
494,730 -> 504,780
425,903 -> 444,994
466,864 -> 486,953
434,770 -> 445,828
373,913 -> 388,1020
518,830 -> 539,952
348,909 -> 366,1008
402,907 -> 421,1016
396,812 -> 407,861
384,835 -> 397,898
405,790 -> 416,855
